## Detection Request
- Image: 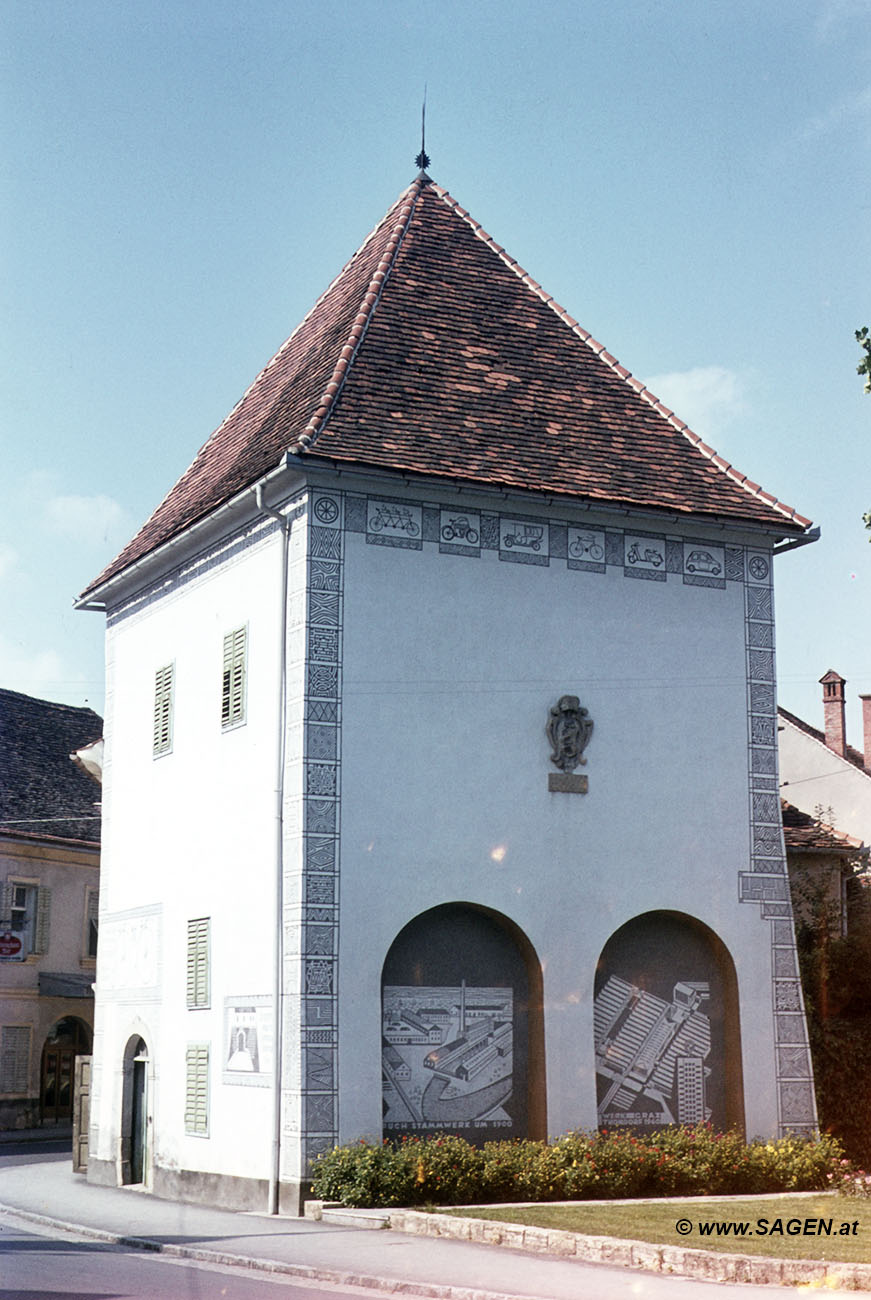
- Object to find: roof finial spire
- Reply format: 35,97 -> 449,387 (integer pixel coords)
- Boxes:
415,86 -> 430,173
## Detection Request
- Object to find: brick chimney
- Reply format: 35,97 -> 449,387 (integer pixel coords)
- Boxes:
820,670 -> 847,757
860,693 -> 871,771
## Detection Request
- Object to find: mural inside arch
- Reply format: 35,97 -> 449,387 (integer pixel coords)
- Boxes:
595,913 -> 735,1132
383,981 -> 514,1134
381,905 -> 532,1141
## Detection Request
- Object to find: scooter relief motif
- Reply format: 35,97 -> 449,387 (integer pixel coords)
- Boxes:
546,695 -> 593,794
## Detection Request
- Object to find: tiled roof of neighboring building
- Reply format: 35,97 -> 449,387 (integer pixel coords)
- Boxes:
83,174 -> 812,598
778,705 -> 869,775
0,689 -> 102,844
781,799 -> 865,855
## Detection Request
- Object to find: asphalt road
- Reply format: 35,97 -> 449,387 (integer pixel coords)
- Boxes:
0,1214 -> 399,1300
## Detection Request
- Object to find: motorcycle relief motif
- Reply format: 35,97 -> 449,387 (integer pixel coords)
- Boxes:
624,536 -> 664,569
594,976 -> 712,1128
440,512 -> 480,546
382,983 -> 514,1133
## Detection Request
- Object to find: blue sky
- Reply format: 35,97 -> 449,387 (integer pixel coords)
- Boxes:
2,0 -> 870,742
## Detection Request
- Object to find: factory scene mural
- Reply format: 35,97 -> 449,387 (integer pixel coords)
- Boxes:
594,975 -> 712,1127
594,911 -> 743,1134
382,982 -> 514,1132
381,903 -> 543,1141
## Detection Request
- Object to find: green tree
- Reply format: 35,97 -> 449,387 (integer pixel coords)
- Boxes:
859,329 -> 871,538
858,327 -> 871,395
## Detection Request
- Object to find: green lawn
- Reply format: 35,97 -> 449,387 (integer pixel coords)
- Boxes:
441,1196 -> 871,1263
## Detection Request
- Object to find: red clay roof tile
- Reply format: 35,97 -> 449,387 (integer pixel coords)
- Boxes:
83,175 -> 812,598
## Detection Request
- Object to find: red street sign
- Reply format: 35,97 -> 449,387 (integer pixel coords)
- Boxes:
0,931 -> 22,958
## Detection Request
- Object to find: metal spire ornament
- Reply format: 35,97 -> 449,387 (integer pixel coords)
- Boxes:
415,88 -> 430,172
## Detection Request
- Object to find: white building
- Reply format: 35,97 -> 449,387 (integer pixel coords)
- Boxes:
779,672 -> 871,847
78,170 -> 819,1213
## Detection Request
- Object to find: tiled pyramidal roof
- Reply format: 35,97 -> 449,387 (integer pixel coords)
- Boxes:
0,688 -> 102,844
84,175 -> 811,597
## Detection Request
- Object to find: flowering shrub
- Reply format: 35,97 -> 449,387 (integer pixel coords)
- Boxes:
310,1125 -> 849,1208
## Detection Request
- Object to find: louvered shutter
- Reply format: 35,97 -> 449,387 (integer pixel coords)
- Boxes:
0,1026 -> 31,1093
184,1044 -> 210,1135
33,887 -> 51,954
0,881 -> 13,928
87,889 -> 99,957
186,918 -> 209,1008
153,664 -> 174,754
221,627 -> 246,727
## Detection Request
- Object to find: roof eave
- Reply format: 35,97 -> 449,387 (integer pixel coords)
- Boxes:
286,450 -> 813,540
76,459 -> 307,611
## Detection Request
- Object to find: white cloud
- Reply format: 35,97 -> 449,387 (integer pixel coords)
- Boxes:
800,85 -> 871,143
44,493 -> 128,546
642,366 -> 743,440
815,0 -> 871,40
0,633 -> 89,705
0,544 -> 18,581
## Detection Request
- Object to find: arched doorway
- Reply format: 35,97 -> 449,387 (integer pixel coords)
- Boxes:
121,1036 -> 151,1186
40,1017 -> 92,1123
594,910 -> 744,1134
381,903 -> 545,1143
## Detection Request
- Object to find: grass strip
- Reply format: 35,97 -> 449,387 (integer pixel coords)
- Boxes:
441,1196 -> 871,1263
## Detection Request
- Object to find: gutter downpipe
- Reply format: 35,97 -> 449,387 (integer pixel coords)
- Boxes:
255,481 -> 290,1216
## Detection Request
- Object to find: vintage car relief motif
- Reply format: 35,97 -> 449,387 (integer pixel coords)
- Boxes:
382,983 -> 514,1132
594,976 -> 712,1128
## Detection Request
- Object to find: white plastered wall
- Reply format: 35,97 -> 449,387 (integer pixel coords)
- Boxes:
89,513 -> 302,1186
336,522 -> 779,1143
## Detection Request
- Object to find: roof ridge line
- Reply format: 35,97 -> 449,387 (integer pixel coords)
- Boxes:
431,184 -> 811,532
292,176 -> 427,454
119,183 -> 426,536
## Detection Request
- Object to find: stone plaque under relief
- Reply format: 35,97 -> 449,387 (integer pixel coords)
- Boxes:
549,772 -> 588,794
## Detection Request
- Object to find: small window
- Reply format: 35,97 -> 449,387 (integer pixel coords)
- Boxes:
3,881 -> 50,955
0,1026 -> 31,1093
221,627 -> 247,729
85,888 -> 99,959
186,918 -> 210,1009
184,1043 -> 210,1136
153,663 -> 174,756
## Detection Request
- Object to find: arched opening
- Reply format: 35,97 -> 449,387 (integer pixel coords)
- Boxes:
594,910 -> 744,1134
121,1035 -> 151,1186
381,903 -> 546,1143
40,1017 -> 92,1124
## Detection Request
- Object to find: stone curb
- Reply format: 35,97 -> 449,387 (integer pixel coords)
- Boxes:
388,1208 -> 871,1292
0,1203 -> 558,1300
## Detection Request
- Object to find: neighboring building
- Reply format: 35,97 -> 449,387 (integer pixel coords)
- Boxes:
779,672 -> 871,846
0,688 -> 102,1129
781,799 -> 868,938
78,169 -> 819,1213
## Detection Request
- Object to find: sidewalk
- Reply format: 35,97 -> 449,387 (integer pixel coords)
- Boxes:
0,1152 -> 864,1298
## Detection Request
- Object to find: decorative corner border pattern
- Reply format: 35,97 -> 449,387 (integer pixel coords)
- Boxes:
740,550 -> 817,1137
299,492 -> 344,1169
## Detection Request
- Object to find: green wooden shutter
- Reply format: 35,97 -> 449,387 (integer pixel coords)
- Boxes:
221,627 -> 246,727
0,881 -> 13,928
186,918 -> 209,1009
86,889 -> 99,958
184,1044 -> 210,1135
33,887 -> 51,954
153,664 -> 174,755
